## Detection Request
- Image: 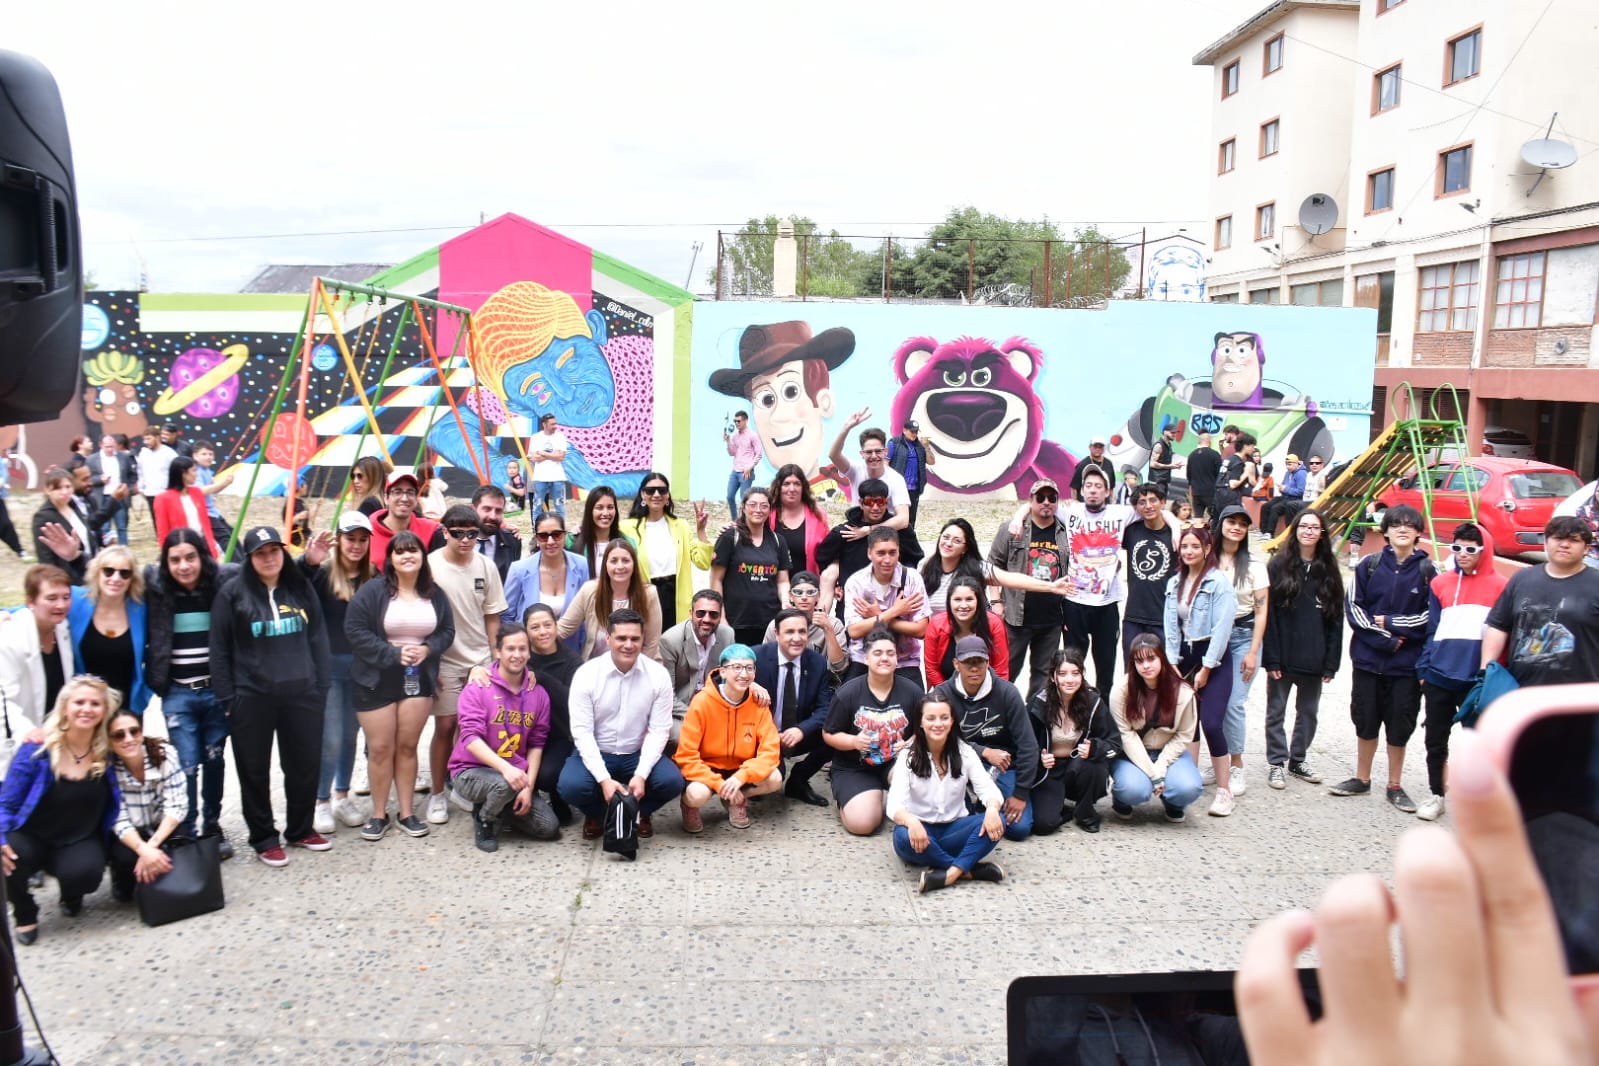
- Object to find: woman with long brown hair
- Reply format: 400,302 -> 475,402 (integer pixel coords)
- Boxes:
1029,646 -> 1120,834
1163,524 -> 1237,816
569,486 -> 619,575
105,707 -> 186,901
557,537 -> 662,661
1108,633 -> 1202,822
348,455 -> 390,518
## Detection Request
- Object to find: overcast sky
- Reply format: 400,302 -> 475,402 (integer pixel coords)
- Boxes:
10,0 -> 1264,295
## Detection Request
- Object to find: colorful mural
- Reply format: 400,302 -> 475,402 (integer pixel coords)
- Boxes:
689,301 -> 1377,501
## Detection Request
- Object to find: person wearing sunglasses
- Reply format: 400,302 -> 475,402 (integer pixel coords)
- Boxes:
620,472 -> 712,631
106,709 -> 186,902
1412,523 -> 1507,822
760,572 -> 848,677
987,478 -> 1071,701
503,511 -> 589,657
659,590 -> 733,744
674,644 -> 783,831
67,545 -> 152,719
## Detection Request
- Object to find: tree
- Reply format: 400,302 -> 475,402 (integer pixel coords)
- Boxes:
899,207 -> 1065,299
1042,225 -> 1135,306
708,216 -> 882,298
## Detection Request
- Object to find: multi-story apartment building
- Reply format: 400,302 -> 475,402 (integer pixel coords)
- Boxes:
1196,0 -> 1599,477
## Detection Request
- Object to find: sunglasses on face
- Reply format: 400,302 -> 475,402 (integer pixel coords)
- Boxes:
860,497 -> 888,507
642,486 -> 669,496
790,586 -> 819,598
1451,543 -> 1484,555
535,530 -> 565,542
110,727 -> 142,741
446,528 -> 479,541
101,567 -> 132,579
1033,491 -> 1059,503
693,609 -> 722,619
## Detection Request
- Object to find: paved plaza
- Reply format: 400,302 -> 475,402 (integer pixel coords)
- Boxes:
20,658 -> 1423,1065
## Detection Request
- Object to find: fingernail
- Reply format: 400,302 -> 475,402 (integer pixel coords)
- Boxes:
1450,730 -> 1498,796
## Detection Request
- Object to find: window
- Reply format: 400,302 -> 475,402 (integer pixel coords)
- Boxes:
1494,252 -> 1546,328
1256,202 -> 1275,241
1290,279 -> 1345,306
1212,292 -> 1240,304
1215,215 -> 1233,250
1417,261 -> 1480,331
1378,0 -> 1405,11
1249,287 -> 1280,305
1438,143 -> 1473,196
1373,64 -> 1401,113
1357,271 -> 1396,333
1260,119 -> 1280,157
1264,34 -> 1284,75
1367,167 -> 1395,213
1222,61 -> 1240,98
1447,28 -> 1481,85
1218,139 -> 1236,174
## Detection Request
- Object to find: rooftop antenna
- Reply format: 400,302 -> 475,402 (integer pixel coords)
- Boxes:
1521,114 -> 1577,197
1298,193 -> 1339,239
684,241 -> 702,290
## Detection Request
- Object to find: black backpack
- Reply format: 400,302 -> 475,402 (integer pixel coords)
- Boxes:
602,790 -> 639,861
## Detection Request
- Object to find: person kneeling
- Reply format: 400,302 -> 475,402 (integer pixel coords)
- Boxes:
888,694 -> 1005,893
1109,634 -> 1203,823
674,644 -> 783,832
822,628 -> 922,835
450,623 -> 560,853
107,710 -> 188,901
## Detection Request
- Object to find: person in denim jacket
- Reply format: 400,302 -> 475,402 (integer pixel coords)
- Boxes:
1162,525 -> 1238,816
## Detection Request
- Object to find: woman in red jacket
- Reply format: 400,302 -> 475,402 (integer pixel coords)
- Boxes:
153,457 -> 219,558
923,575 -> 1010,687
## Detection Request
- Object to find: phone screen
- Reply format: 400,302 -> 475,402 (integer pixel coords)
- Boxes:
1006,970 -> 1320,1065
1508,709 -> 1599,975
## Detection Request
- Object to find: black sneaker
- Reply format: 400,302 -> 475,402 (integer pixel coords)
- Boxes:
918,869 -> 948,894
1112,801 -> 1134,820
1288,760 -> 1323,784
360,816 -> 391,842
201,827 -> 236,861
473,805 -> 499,853
61,896 -> 83,917
1163,802 -> 1186,823
1386,786 -> 1418,813
1328,777 -> 1372,796
969,862 -> 1006,883
397,814 -> 430,838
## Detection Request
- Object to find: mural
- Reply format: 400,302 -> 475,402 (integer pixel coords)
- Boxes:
1144,243 -> 1208,302
689,301 -> 1377,501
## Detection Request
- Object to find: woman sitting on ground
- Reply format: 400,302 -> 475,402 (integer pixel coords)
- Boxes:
1029,646 -> 1120,835
887,692 -> 1006,893
1109,633 -> 1202,822
922,574 -> 1010,687
106,708 -> 186,901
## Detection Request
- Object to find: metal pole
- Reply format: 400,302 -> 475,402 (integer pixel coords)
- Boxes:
967,238 -> 975,301
1043,240 -> 1053,308
1139,227 -> 1147,298
316,277 -> 471,315
885,238 -> 893,302
715,231 -> 725,301
801,232 -> 809,301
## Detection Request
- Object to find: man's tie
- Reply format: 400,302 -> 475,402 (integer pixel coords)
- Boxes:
782,661 -> 799,731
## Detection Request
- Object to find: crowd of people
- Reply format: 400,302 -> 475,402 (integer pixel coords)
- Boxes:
3,411 -> 1598,940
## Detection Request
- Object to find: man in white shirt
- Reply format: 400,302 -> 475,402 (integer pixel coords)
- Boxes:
827,413 -> 910,531
559,609 -> 686,843
843,527 -> 931,685
134,427 -> 176,532
1061,466 -> 1136,689
530,413 -> 569,520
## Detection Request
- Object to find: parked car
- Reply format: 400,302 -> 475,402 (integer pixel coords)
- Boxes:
1480,425 -> 1537,459
1379,457 -> 1583,555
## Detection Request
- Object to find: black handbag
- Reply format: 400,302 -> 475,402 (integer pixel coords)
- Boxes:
135,835 -> 226,927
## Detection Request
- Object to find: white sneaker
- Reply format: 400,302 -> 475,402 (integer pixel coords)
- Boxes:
1208,788 -> 1235,817
1200,765 -> 1217,786
333,796 -> 366,828
1416,795 -> 1446,821
1231,772 -> 1248,797
313,801 -> 336,835
426,791 -> 451,824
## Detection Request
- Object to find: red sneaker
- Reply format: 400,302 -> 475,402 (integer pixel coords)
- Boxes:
289,833 -> 333,851
257,846 -> 289,867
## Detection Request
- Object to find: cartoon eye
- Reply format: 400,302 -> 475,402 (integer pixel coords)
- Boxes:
943,370 -> 966,387
753,386 -> 777,410
780,382 -> 801,402
125,401 -> 141,415
971,368 -> 992,387
1218,342 -> 1238,360
98,387 -> 116,406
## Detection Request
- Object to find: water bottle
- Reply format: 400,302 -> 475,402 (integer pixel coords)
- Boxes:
403,663 -> 421,697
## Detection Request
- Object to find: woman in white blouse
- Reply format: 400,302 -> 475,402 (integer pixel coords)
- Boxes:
887,693 -> 1006,893
106,708 -> 187,901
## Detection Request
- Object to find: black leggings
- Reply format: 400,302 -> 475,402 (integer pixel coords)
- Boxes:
5,830 -> 105,927
1423,684 -> 1467,796
0,496 -> 21,556
1031,757 -> 1110,833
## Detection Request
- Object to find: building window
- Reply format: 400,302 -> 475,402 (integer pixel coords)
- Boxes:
1256,202 -> 1275,241
1222,61 -> 1240,98
1373,64 -> 1401,113
1290,279 -> 1344,306
1212,292 -> 1240,304
1249,287 -> 1280,305
1215,215 -> 1233,250
1417,261 -> 1480,331
1264,34 -> 1284,75
1438,143 -> 1473,196
1367,167 -> 1396,213
1378,0 -> 1405,12
1447,28 -> 1481,85
1260,118 -> 1280,158
1218,139 -> 1236,174
1494,252 -> 1545,328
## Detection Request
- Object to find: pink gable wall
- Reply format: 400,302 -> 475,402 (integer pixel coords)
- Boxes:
436,214 -> 594,358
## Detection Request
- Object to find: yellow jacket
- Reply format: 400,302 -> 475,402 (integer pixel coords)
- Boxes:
673,672 -> 782,789
619,514 -> 714,621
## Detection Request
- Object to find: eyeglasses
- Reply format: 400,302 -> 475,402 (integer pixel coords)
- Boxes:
1298,524 -> 1323,532
101,566 -> 132,579
860,448 -> 886,458
693,609 -> 722,619
642,486 -> 669,496
387,489 -> 418,498
446,528 -> 479,541
110,727 -> 142,741
535,530 -> 565,542
1033,491 -> 1059,503
789,586 -> 819,598
721,661 -> 756,673
1450,543 -> 1484,555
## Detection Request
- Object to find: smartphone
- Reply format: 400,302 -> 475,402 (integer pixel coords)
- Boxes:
1476,682 -> 1599,984
1006,970 -> 1321,1065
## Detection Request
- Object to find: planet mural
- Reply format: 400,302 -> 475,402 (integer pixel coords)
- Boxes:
152,343 -> 249,418
264,409 -> 319,471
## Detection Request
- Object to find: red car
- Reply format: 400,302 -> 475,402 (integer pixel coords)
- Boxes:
1380,457 -> 1583,556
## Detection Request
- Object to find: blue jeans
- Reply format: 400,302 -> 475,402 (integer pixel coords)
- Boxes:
106,497 -> 129,546
1111,751 -> 1204,811
318,653 -> 359,800
1225,624 -> 1256,756
531,480 -> 566,520
161,685 -> 230,836
892,814 -> 998,873
726,468 -> 754,517
557,750 -> 685,819
983,767 -> 1034,841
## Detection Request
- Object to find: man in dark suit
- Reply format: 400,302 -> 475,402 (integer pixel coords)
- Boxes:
756,607 -> 836,806
85,434 -> 135,545
470,484 -> 522,582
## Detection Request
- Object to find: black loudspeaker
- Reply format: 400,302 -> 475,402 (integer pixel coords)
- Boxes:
0,50 -> 81,426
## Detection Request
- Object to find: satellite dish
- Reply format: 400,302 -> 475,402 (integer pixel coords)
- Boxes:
1521,138 -> 1577,170
1298,194 -> 1339,236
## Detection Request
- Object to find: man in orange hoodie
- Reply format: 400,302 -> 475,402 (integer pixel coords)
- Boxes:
673,644 -> 783,832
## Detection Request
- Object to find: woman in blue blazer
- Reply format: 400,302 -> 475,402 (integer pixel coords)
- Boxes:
67,544 -> 152,717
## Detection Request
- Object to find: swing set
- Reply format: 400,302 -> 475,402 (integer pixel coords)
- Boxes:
221,277 -> 533,559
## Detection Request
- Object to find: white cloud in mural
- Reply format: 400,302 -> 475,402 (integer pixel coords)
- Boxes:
10,0 -> 1265,293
